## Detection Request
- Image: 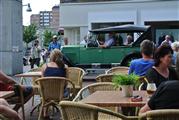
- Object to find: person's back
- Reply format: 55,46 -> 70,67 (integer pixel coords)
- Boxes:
129,58 -> 154,76
129,39 -> 155,76
41,49 -> 66,77
43,62 -> 66,77
139,80 -> 179,114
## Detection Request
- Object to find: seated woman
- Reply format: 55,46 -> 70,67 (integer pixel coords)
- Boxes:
0,98 -> 22,120
0,71 -> 34,110
41,49 -> 68,118
41,49 -> 68,96
145,44 -> 178,88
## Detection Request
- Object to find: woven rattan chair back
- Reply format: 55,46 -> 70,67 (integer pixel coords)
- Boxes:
106,66 -> 129,74
36,77 -> 65,102
73,82 -> 116,102
139,109 -> 179,120
60,101 -> 138,120
36,77 -> 70,120
96,74 -> 114,82
66,67 -> 85,89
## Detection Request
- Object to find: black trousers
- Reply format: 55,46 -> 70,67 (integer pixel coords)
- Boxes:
30,58 -> 40,69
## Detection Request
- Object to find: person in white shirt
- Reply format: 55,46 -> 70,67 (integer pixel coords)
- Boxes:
161,35 -> 172,46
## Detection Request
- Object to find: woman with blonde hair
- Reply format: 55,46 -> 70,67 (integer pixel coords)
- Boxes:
41,49 -> 67,118
41,49 -> 66,77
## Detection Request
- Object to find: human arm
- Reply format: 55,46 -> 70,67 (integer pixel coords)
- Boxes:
0,71 -> 16,84
41,64 -> 47,77
139,103 -> 151,115
0,105 -> 22,120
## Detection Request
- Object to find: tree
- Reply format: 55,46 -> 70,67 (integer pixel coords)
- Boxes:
43,29 -> 53,47
23,24 -> 37,48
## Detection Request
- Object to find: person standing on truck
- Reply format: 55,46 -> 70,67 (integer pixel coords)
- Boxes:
99,33 -> 115,48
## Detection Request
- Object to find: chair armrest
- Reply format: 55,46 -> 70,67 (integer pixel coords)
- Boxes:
138,113 -> 147,120
65,79 -> 76,100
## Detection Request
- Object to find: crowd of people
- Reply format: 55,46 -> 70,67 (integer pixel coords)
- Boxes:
128,34 -> 179,115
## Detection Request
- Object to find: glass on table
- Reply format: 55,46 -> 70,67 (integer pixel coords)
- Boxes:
146,83 -> 157,98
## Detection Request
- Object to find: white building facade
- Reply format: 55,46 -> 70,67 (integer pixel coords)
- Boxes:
60,0 -> 179,45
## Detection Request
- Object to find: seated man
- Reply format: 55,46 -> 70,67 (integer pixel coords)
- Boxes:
99,33 -> 115,48
139,80 -> 179,114
129,39 -> 155,76
124,35 -> 133,45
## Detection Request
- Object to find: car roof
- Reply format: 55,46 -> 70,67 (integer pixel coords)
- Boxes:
90,24 -> 150,33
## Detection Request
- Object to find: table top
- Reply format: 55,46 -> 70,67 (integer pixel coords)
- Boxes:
0,91 -> 15,98
15,71 -> 42,77
80,91 -> 148,107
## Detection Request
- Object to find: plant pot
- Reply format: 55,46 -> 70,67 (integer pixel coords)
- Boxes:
121,85 -> 133,97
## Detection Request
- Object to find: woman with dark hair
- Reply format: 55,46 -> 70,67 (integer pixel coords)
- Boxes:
145,44 -> 178,88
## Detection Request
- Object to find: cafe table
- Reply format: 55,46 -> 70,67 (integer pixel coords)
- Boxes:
80,91 -> 148,107
15,71 -> 42,84
0,91 -> 15,99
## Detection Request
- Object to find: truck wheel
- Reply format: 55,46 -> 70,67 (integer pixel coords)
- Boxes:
120,54 -> 141,67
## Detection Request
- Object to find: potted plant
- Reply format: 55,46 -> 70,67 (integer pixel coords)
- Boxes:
112,74 -> 139,97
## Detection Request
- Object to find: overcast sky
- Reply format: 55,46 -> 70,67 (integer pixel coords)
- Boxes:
23,0 -> 60,25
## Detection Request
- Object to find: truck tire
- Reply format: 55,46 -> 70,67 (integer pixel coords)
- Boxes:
120,53 -> 142,67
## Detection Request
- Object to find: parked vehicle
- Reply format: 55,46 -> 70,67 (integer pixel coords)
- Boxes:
62,24 -> 152,68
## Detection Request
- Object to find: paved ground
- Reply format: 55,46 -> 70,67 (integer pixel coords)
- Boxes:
13,65 -> 96,120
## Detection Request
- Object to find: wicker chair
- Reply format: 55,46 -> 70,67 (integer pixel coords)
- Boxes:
60,101 -> 138,120
73,82 -> 117,102
66,67 -> 85,95
105,66 -> 129,74
96,74 -> 114,82
35,77 -> 75,120
139,109 -> 179,120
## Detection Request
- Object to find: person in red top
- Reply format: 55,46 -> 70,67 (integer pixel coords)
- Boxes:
0,70 -> 34,110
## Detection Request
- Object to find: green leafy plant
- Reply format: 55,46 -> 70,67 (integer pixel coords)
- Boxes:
112,74 -> 140,88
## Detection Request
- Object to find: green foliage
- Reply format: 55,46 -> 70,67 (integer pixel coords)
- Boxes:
112,74 -> 140,87
43,30 -> 53,47
23,24 -> 37,47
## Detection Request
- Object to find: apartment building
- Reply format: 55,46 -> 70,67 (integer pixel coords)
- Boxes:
30,14 -> 40,27
39,11 -> 52,27
30,5 -> 60,31
60,0 -> 179,45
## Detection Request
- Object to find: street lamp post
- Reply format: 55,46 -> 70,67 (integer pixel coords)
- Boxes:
23,3 -> 32,12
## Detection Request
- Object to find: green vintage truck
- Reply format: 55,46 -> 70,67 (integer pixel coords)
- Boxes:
62,24 -> 152,68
